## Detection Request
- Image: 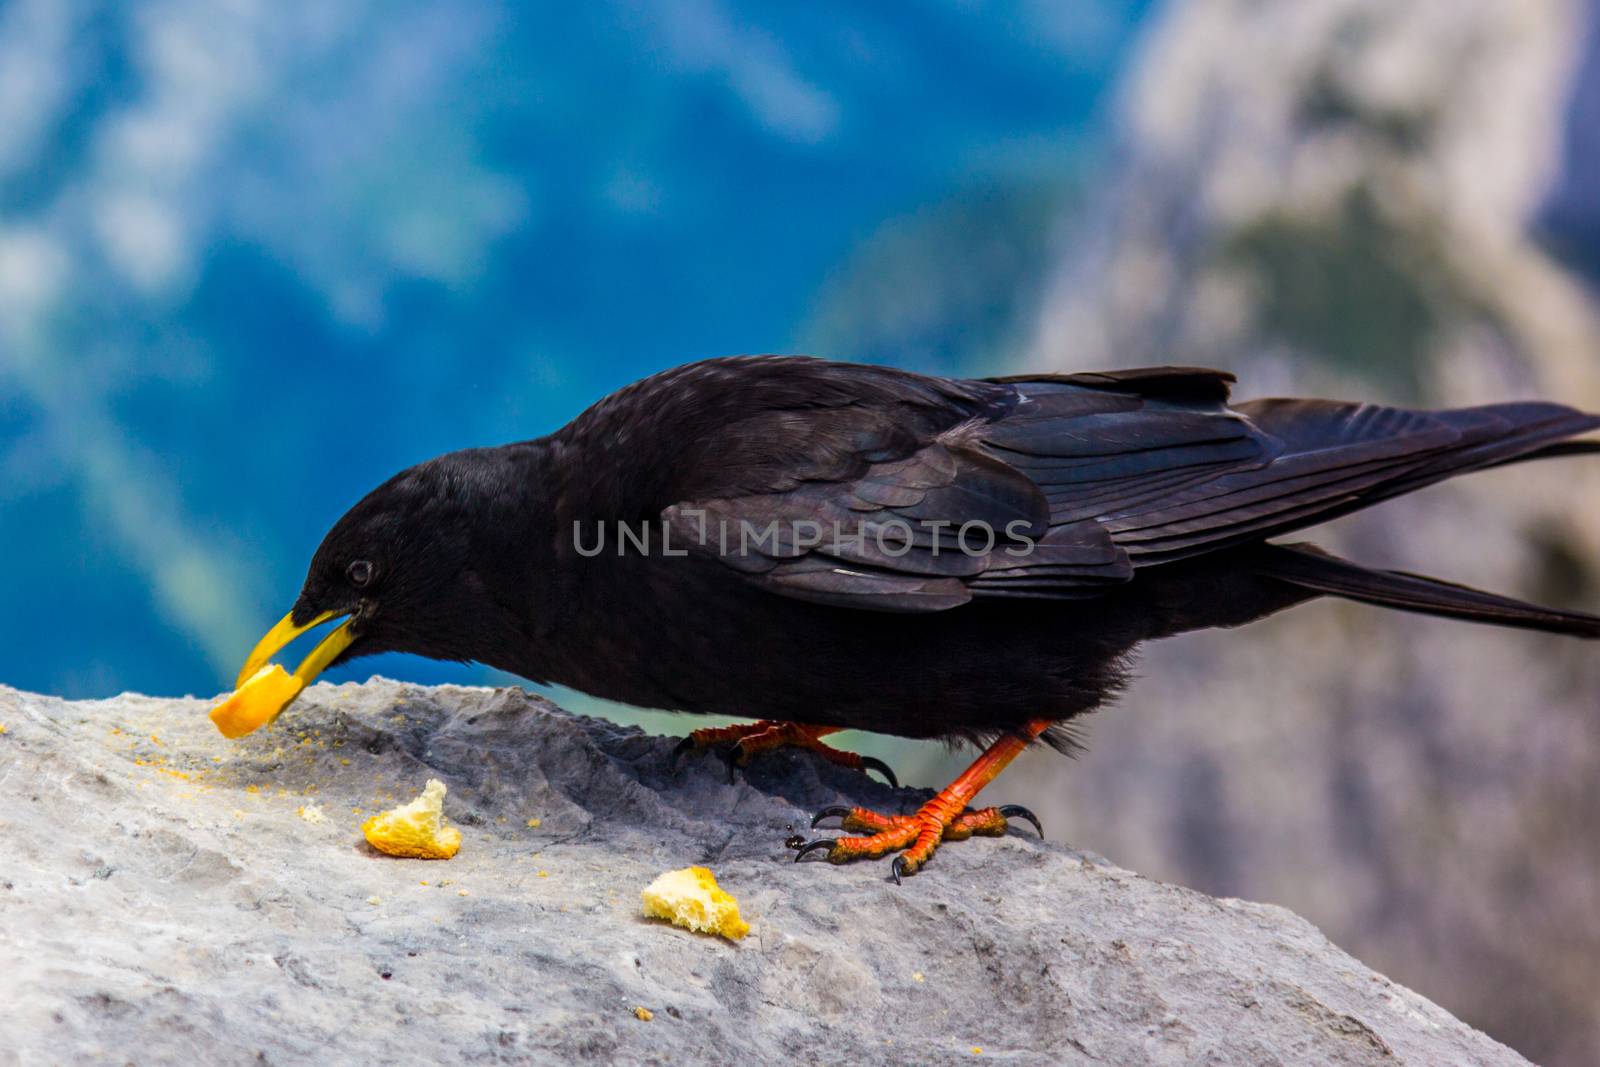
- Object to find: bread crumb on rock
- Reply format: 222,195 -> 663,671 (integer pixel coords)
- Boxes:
362,779 -> 461,860
640,866 -> 748,940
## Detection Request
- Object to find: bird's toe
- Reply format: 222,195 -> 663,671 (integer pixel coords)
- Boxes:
998,804 -> 1044,838
793,839 -> 838,863
810,805 -> 854,829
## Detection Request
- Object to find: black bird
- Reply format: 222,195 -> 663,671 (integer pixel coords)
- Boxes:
231,356 -> 1600,880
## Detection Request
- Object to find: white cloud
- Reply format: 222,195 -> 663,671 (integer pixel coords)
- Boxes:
0,226 -> 70,329
91,190 -> 191,294
644,0 -> 839,144
0,0 -> 79,178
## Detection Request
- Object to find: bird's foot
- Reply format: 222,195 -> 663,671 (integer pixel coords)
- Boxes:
671,720 -> 897,788
796,801 -> 1042,883
792,718 -> 1053,882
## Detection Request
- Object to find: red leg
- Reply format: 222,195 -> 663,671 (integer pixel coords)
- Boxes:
797,719 -> 1050,881
673,720 -> 897,787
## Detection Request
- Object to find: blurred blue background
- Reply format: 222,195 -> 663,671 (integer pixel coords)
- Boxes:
0,0 -> 1151,699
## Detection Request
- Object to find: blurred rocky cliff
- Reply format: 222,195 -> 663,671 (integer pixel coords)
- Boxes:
1014,1 -> 1600,1063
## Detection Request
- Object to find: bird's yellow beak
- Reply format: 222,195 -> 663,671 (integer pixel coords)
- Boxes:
210,609 -> 358,738
235,608 -> 356,688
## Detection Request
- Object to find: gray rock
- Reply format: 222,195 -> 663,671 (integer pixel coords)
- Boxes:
0,680 -> 1525,1066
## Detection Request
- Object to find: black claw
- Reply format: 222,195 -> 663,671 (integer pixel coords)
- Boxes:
999,804 -> 1044,838
669,736 -> 696,770
859,756 -> 898,790
793,839 -> 836,863
890,856 -> 909,885
810,805 -> 853,829
719,746 -> 740,784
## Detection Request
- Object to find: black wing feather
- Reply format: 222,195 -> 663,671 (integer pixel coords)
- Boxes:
657,357 -> 1598,612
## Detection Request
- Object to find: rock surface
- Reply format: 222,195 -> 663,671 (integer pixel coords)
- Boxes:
0,680 -> 1526,1066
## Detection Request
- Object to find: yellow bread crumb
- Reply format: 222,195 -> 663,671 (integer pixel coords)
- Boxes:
640,866 -> 749,941
296,803 -> 327,824
210,664 -> 303,739
633,1007 -> 653,1022
361,779 -> 461,860
526,817 -> 541,828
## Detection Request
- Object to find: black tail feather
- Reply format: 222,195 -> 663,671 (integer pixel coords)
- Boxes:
1252,543 -> 1600,639
1480,438 -> 1600,469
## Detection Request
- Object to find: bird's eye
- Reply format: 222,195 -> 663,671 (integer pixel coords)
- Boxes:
347,559 -> 374,587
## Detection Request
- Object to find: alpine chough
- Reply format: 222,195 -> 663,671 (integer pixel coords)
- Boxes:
231,356 -> 1600,880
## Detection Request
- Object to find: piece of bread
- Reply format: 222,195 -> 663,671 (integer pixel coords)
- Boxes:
210,664 -> 304,739
640,866 -> 749,940
361,779 -> 461,860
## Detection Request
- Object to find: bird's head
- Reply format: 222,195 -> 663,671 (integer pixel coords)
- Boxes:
228,457 -> 488,718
